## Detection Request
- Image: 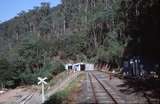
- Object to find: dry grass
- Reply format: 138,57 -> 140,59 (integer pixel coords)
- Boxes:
44,72 -> 85,104
65,73 -> 85,104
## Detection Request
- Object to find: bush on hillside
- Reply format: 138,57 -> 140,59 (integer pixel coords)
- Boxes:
43,91 -> 67,104
0,59 -> 65,88
18,61 -> 65,85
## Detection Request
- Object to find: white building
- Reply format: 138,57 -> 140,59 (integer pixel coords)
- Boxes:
65,63 -> 94,71
65,64 -> 73,70
85,63 -> 94,71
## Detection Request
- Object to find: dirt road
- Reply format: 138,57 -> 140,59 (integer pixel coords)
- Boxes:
0,72 -> 81,104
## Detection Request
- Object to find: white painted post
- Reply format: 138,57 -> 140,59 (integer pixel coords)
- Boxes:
38,77 -> 47,103
133,62 -> 135,76
42,83 -> 45,103
130,59 -> 134,76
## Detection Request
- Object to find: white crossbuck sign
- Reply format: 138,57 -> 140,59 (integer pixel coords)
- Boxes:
38,77 -> 47,103
38,77 -> 47,85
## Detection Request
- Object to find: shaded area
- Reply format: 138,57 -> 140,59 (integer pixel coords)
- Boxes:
124,0 -> 160,64
118,77 -> 160,103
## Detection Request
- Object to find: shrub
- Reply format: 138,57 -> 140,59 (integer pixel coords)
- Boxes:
0,55 -> 65,88
43,91 -> 67,104
51,61 -> 65,75
19,61 -> 65,85
0,57 -> 23,88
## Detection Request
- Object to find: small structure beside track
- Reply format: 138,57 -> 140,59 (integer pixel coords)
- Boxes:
65,63 -> 94,71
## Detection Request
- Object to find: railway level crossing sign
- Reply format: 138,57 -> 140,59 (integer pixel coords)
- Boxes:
38,77 -> 47,103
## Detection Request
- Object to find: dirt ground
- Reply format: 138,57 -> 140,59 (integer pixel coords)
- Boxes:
66,73 -> 85,104
0,86 -> 37,104
0,71 -> 81,104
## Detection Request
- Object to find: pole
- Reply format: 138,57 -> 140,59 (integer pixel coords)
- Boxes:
133,63 -> 135,76
42,83 -> 45,103
135,60 -> 138,76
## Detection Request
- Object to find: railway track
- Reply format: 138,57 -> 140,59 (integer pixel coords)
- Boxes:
88,72 -> 98,104
87,71 -> 125,104
16,93 -> 34,104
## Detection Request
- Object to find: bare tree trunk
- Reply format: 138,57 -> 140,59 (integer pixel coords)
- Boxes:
85,0 -> 88,24
8,41 -> 12,50
93,0 -> 96,7
16,32 -> 19,41
37,31 -> 40,38
100,23 -> 104,44
63,19 -> 66,33
106,0 -> 108,8
93,25 -> 98,48
1,83 -> 4,89
63,0 -> 66,33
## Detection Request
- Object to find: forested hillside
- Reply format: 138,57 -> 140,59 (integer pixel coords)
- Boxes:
0,0 -> 160,87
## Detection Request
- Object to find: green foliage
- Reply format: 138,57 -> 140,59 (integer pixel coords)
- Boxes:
19,62 -> 65,85
0,57 -> 65,87
62,33 -> 87,59
85,0 -> 126,65
107,31 -> 124,57
0,58 -> 19,88
0,34 -> 65,88
51,61 -> 65,75
43,91 -> 67,104
95,46 -> 108,63
0,1 -> 126,66
2,0 -> 157,87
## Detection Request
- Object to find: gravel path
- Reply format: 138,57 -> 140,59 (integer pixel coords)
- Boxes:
94,71 -> 147,103
78,71 -> 150,104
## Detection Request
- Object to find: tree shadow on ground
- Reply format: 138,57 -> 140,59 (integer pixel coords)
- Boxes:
117,77 -> 160,103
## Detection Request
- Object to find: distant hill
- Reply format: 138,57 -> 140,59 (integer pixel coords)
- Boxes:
0,1 -> 124,63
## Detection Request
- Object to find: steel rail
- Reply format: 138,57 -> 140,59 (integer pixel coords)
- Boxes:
17,93 -> 34,104
91,72 -> 118,104
22,94 -> 34,104
88,72 -> 98,104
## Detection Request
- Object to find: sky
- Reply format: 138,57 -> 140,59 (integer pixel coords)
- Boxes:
0,0 -> 61,23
